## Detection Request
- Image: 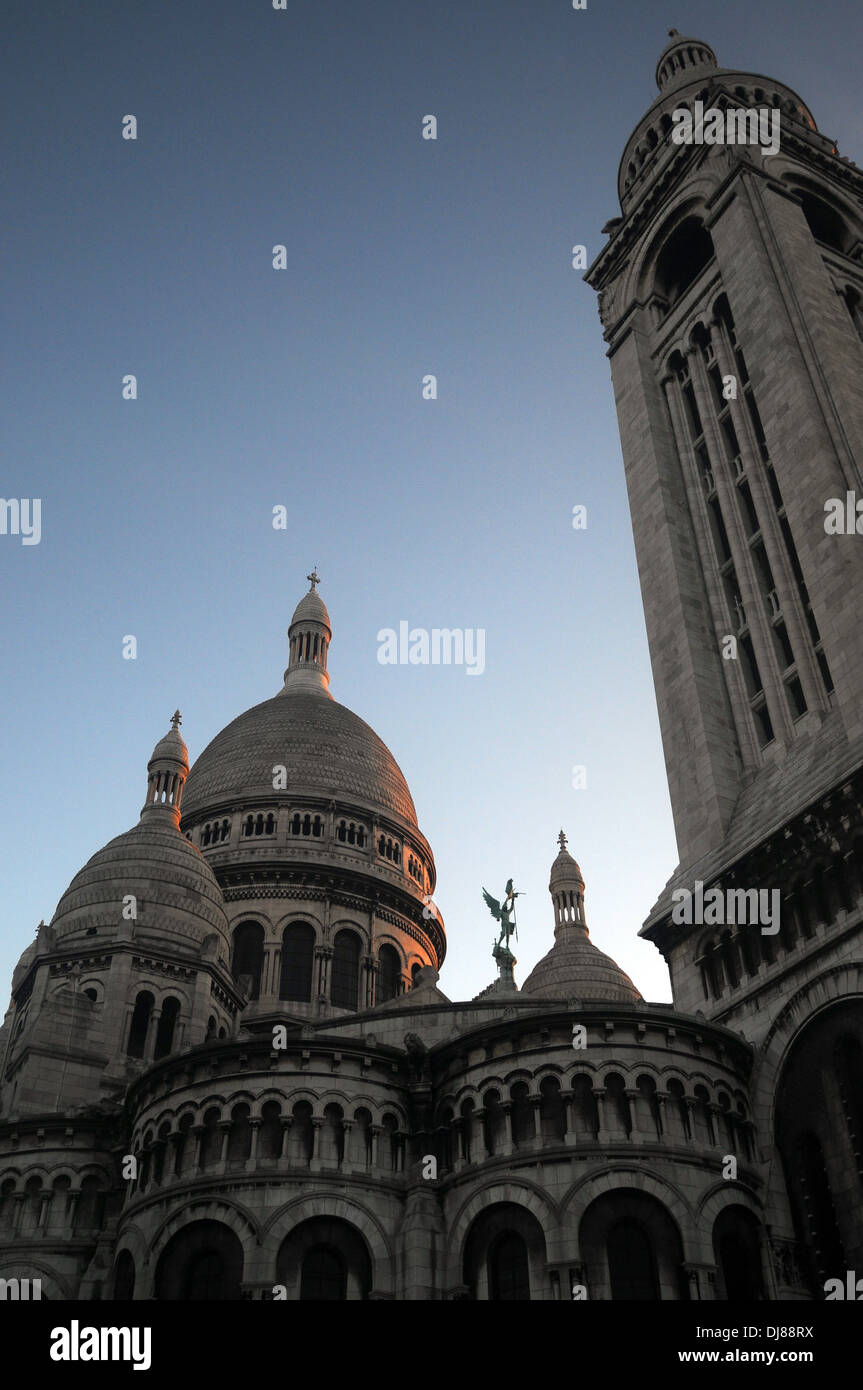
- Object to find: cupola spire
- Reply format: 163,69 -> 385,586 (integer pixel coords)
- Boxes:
283,571 -> 333,698
141,712 -> 190,822
549,829 -> 587,936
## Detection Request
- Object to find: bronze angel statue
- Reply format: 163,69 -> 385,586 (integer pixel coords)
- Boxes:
482,878 -> 523,951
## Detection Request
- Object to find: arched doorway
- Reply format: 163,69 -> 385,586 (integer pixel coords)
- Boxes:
154,1220 -> 244,1300
775,999 -> 863,1289
712,1206 -> 765,1301
580,1190 -> 689,1300
462,1202 -> 548,1301
276,1217 -> 372,1300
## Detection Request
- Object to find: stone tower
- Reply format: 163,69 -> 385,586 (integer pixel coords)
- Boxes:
586,32 -> 863,1290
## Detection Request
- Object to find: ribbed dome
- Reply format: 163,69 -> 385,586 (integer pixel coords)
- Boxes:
291,587 -> 331,630
550,847 -> 584,888
182,691 -> 418,826
51,819 -> 230,951
521,936 -> 642,1003
149,726 -> 188,767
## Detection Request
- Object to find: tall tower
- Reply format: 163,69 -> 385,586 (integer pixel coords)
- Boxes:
586,34 -> 863,1289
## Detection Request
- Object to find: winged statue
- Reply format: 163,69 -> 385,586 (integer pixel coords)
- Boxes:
482,878 -> 523,950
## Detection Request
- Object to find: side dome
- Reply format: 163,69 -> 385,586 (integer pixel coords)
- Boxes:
521,935 -> 642,1003
521,833 -> 642,1003
50,717 -> 231,959
182,692 -> 417,825
51,820 -> 230,955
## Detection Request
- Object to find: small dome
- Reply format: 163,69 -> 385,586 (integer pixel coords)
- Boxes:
50,819 -> 230,956
521,936 -> 642,1003
290,576 -> 331,633
550,845 -> 585,889
655,30 -> 718,92
149,725 -> 188,768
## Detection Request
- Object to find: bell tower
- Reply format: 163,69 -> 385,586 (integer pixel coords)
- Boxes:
585,33 -> 863,1033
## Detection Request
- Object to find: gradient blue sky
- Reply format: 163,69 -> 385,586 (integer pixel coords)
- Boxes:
2,0 -> 862,1007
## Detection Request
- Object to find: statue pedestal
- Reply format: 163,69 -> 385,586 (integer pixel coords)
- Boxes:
492,943 -> 518,992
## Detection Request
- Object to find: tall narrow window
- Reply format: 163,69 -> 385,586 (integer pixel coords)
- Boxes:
331,930 -> 361,1010
232,922 -> 265,1000
280,924 -> 315,1002
127,991 -> 154,1058
377,944 -> 401,1003
154,996 -> 180,1060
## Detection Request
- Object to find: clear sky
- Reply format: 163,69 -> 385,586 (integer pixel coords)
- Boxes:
2,0 -> 862,1008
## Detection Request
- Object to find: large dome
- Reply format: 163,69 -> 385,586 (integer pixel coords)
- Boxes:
182,690 -> 418,826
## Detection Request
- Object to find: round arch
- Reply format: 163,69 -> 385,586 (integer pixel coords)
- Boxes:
261,1193 -> 395,1295
445,1179 -> 559,1288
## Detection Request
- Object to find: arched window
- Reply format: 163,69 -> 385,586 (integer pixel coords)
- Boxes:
653,217 -> 715,310
259,1101 -> 283,1161
488,1232 -> 530,1301
510,1082 -> 534,1147
126,991 -> 154,1058
331,930 -> 361,1010
377,944 -> 401,1003
539,1077 -> 566,1141
232,922 -> 265,1001
798,191 -> 851,254
153,996 -> 180,1060
280,923 -> 315,1002
607,1219 -> 659,1300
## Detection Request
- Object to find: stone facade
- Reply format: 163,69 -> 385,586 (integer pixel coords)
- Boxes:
1,36 -> 861,1301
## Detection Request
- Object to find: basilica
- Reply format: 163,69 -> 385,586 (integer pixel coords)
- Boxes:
1,29 -> 862,1300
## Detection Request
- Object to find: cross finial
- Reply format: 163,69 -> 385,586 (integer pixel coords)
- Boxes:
668,28 -> 679,37
558,829 -> 568,852
307,568 -> 320,591
171,710 -> 182,730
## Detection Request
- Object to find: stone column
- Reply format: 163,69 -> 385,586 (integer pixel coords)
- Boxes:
625,1088 -> 643,1144
278,1117 -> 291,1162
592,1087 -> 608,1141
192,1124 -> 205,1171
561,1092 -> 575,1146
143,1007 -> 161,1063
341,1120 -> 352,1168
500,1102 -> 514,1157
473,1109 -> 490,1160
529,1097 -> 542,1146
309,1117 -> 322,1169
654,1091 -> 667,1140
247,1118 -> 261,1169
